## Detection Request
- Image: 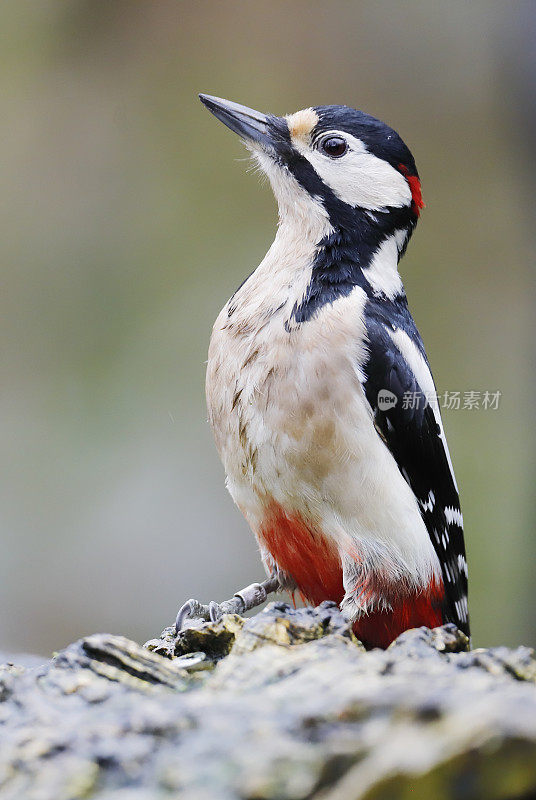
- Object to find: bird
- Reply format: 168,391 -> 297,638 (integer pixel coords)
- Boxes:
176,93 -> 469,649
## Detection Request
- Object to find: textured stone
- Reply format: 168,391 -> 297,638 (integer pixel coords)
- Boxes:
0,602 -> 536,799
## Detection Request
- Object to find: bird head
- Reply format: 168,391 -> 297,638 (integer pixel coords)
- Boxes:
199,94 -> 423,238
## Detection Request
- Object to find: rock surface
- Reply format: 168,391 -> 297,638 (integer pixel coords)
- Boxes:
1,602 -> 536,799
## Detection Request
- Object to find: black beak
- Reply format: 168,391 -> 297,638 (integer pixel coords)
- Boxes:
199,94 -> 275,150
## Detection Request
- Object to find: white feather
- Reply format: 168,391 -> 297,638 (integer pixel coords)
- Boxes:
293,131 -> 412,211
362,232 -> 405,299
445,505 -> 464,528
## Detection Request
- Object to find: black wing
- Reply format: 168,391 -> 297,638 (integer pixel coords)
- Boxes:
361,297 -> 469,637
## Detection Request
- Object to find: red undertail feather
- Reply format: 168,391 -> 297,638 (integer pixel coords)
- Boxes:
260,503 -> 445,649
260,504 -> 344,607
352,577 -> 444,649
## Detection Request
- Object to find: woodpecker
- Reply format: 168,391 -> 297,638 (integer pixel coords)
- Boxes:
177,94 -> 469,649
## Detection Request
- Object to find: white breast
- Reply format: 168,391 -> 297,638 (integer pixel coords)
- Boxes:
206,254 -> 441,600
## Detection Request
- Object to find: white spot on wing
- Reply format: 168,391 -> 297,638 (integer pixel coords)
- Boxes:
457,554 -> 468,578
455,596 -> 468,622
419,490 -> 435,513
445,505 -> 464,528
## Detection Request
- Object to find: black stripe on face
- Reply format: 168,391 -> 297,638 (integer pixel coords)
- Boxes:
267,116 -> 359,229
270,114 -> 416,234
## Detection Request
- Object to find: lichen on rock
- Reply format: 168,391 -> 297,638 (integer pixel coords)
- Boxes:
1,601 -> 536,799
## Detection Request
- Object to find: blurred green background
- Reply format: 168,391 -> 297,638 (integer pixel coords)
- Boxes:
1,1 -> 534,654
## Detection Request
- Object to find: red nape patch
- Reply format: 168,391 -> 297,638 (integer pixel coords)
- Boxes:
259,504 -> 344,607
353,578 -> 445,650
398,163 -> 425,217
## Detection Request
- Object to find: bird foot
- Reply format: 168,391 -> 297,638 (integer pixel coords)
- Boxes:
175,575 -> 279,634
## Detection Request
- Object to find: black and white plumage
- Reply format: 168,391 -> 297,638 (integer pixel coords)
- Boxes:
362,295 -> 469,634
199,94 -> 469,647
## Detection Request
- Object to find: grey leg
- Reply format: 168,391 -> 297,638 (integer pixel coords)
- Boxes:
175,575 -> 279,634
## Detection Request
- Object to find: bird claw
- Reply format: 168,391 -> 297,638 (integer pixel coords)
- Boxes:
174,599 -> 211,633
209,600 -> 223,623
174,575 -> 280,635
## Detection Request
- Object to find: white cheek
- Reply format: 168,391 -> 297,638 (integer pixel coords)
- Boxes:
299,133 -> 412,211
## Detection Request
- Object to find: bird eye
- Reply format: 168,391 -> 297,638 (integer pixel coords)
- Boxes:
318,135 -> 348,158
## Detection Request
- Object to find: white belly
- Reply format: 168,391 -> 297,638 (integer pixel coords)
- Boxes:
206,285 -> 441,598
